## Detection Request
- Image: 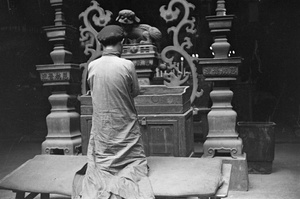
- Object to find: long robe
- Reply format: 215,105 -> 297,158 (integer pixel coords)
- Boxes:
75,49 -> 154,199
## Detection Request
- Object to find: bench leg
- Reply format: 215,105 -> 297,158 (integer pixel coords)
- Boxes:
15,192 -> 44,199
41,193 -> 50,199
15,192 -> 25,199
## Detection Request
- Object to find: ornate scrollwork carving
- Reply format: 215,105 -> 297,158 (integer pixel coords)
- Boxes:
79,0 -> 112,62
159,0 -> 200,103
78,0 -> 112,94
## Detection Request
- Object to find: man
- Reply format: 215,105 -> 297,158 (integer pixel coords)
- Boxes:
74,25 -> 154,199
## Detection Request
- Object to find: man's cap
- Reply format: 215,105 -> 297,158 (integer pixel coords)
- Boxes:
97,25 -> 124,44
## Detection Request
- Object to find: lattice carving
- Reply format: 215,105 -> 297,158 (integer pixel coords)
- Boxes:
160,0 -> 201,103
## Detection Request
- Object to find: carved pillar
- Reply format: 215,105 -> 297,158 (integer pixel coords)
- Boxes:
200,0 -> 249,191
36,0 -> 81,155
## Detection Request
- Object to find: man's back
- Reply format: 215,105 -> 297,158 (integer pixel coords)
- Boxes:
88,55 -> 138,117
86,53 -> 144,166
78,25 -> 154,199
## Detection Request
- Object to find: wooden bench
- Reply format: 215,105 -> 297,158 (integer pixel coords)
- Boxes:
0,155 -> 231,199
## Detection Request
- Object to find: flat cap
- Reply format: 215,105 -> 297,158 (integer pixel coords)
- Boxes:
97,25 -> 124,44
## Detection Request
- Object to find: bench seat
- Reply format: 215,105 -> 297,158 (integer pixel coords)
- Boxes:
0,155 -> 231,199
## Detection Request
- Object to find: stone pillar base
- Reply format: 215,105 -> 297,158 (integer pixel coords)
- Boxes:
41,93 -> 82,155
42,136 -> 81,155
203,137 -> 243,158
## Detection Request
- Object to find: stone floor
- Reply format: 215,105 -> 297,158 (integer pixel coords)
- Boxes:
1,124 -> 300,199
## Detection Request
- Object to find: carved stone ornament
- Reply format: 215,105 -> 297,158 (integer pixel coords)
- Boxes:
199,56 -> 241,80
116,9 -> 162,45
78,1 -> 162,92
122,44 -> 159,83
203,66 -> 238,77
117,10 -> 161,85
207,147 -> 239,159
36,64 -> 81,86
160,0 -> 200,103
40,71 -> 70,82
79,0 -> 112,62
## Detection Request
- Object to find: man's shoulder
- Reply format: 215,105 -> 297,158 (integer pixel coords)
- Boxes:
120,57 -> 134,64
88,57 -> 101,67
88,56 -> 134,71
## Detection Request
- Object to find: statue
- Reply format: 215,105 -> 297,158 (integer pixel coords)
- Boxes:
116,9 -> 162,45
116,9 -> 162,85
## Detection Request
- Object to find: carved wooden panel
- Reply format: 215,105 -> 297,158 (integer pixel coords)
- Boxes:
139,109 -> 193,157
141,120 -> 178,156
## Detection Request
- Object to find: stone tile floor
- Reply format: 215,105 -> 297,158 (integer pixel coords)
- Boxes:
0,124 -> 300,198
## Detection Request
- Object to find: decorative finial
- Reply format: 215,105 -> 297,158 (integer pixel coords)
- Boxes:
216,0 -> 226,16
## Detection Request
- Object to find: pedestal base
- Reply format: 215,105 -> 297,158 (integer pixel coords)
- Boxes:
203,137 -> 243,158
42,135 -> 81,155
